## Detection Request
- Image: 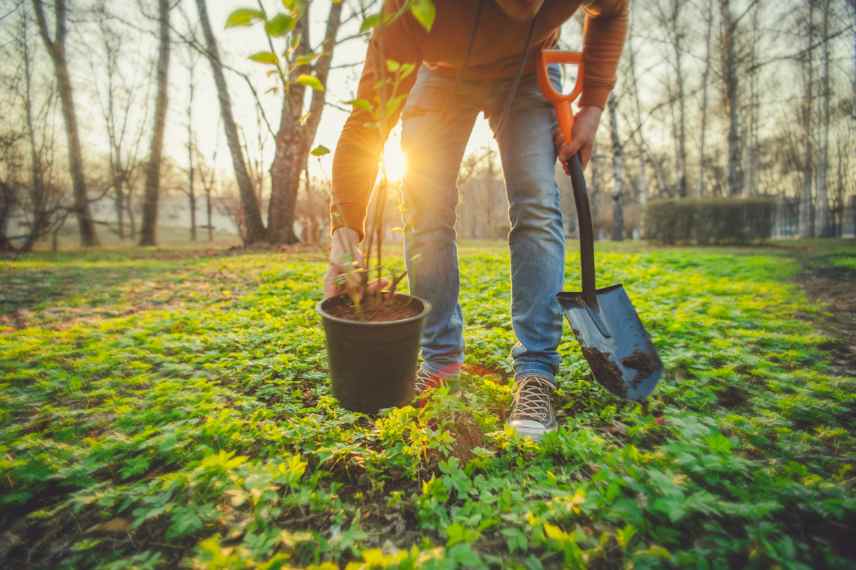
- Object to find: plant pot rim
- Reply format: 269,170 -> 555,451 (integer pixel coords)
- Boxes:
316,293 -> 432,327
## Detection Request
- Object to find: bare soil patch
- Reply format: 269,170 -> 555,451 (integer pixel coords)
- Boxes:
796,255 -> 856,375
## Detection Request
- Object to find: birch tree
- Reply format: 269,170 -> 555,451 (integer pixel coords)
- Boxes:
718,0 -> 744,198
653,0 -> 688,198
799,1 -> 815,238
817,0 -> 832,236
697,0 -> 714,197
181,40 -> 199,241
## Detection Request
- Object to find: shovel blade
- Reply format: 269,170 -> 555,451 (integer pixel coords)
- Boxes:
558,285 -> 663,401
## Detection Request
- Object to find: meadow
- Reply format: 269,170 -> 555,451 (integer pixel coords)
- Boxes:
1,241 -> 854,569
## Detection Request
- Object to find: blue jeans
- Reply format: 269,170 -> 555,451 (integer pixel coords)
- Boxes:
401,65 -> 565,384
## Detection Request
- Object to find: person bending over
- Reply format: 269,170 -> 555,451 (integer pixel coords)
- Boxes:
324,0 -> 628,440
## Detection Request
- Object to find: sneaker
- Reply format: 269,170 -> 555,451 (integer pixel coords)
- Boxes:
508,374 -> 558,441
414,366 -> 446,396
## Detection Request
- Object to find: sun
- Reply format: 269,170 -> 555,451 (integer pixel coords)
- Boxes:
381,136 -> 407,183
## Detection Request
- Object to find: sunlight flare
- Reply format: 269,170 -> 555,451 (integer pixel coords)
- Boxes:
381,138 -> 407,183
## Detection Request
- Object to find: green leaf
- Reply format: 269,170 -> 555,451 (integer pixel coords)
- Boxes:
360,14 -> 380,33
311,145 -> 330,157
294,52 -> 319,67
225,8 -> 265,29
265,13 -> 295,37
385,59 -> 400,72
248,51 -> 279,65
348,98 -> 373,112
296,74 -> 324,92
410,0 -> 436,31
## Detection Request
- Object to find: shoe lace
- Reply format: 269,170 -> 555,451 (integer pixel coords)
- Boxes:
512,375 -> 554,423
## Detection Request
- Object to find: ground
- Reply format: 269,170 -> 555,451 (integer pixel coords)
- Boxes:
0,240 -> 854,569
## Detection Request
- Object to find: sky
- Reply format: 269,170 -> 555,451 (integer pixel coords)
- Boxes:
5,0 -> 850,192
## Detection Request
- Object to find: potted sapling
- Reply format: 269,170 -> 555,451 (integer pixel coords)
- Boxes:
226,1 -> 436,413
317,175 -> 431,413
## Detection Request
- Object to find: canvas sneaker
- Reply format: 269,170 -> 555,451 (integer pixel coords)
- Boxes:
414,367 -> 446,395
413,366 -> 462,406
508,374 -> 558,441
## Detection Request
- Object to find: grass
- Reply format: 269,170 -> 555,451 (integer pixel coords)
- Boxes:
1,240 -> 854,569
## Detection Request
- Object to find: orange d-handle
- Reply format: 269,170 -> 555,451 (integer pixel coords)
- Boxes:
536,50 -> 584,145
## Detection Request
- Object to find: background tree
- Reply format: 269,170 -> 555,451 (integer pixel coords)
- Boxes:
139,0 -> 173,246
264,0 -> 346,244
608,92 -> 625,241
31,0 -> 98,246
180,37 -> 199,241
91,5 -> 149,241
195,0 -> 267,244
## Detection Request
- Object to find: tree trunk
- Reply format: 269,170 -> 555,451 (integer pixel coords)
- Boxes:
187,51 -> 197,242
745,2 -> 761,197
697,0 -> 714,197
32,0 -> 98,247
267,80 -> 306,243
626,5 -> 650,236
127,193 -> 136,239
608,92 -> 624,242
139,0 -> 171,246
22,15 -> 46,252
0,183 -> 15,252
669,1 -> 687,198
800,1 -> 815,238
719,0 -> 743,198
114,180 -> 125,239
206,185 -> 213,241
268,0 -> 344,244
195,0 -> 266,244
851,0 -> 856,123
817,0 -> 832,237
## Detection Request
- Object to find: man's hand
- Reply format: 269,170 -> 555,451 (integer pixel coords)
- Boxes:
553,105 -> 603,175
324,227 -> 363,299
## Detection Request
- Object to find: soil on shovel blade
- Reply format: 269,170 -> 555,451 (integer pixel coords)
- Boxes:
622,350 -> 660,386
325,295 -> 421,322
581,346 -> 628,398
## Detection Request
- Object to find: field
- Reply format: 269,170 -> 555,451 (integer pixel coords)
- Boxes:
1,241 -> 854,569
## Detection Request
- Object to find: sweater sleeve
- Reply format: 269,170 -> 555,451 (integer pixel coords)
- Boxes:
580,0 -> 629,109
330,2 -> 424,239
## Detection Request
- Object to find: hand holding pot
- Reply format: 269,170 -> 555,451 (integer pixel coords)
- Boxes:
324,227 -> 363,299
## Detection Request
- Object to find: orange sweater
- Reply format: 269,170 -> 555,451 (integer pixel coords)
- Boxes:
331,0 -> 629,237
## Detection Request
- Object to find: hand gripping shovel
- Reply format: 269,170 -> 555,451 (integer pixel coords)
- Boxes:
537,49 -> 663,401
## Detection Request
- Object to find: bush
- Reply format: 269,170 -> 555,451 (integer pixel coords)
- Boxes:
645,197 -> 775,245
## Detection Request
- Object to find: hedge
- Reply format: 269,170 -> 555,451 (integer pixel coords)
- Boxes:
644,197 -> 776,245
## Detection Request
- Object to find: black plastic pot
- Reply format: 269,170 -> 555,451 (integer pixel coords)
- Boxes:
316,294 -> 431,414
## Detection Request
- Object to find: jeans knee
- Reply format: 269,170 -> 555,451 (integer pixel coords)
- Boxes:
508,178 -> 563,238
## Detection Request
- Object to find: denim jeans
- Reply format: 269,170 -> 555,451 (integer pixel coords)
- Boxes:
401,65 -> 565,384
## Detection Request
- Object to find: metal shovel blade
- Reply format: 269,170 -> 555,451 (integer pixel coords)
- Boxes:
558,287 -> 663,401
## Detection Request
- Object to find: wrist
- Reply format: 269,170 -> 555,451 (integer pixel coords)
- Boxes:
330,227 -> 360,261
578,105 -> 603,117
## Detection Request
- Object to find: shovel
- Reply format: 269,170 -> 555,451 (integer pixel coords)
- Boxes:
537,49 -> 663,401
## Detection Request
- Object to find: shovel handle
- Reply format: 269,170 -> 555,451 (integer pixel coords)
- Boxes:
537,50 -> 585,144
568,154 -> 597,300
536,49 -> 596,301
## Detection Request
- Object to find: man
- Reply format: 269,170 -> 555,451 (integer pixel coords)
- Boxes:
324,0 -> 629,440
